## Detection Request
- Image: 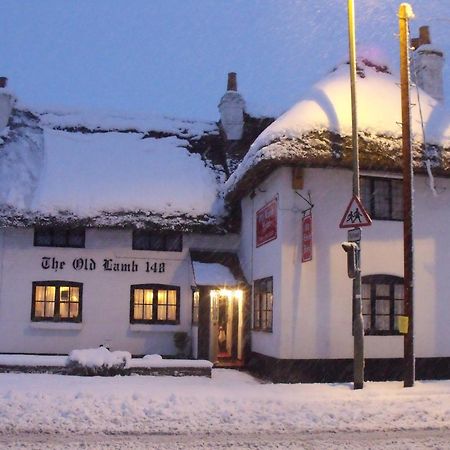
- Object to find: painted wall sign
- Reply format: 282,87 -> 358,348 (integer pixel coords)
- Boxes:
302,214 -> 313,262
40,256 -> 166,274
256,198 -> 278,247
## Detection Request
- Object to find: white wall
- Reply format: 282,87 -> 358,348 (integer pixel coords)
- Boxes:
0,228 -> 237,355
240,166 -> 450,360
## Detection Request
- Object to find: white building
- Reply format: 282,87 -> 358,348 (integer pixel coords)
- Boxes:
0,31 -> 449,382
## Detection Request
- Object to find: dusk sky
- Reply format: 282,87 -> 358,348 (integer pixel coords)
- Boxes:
1,0 -> 448,120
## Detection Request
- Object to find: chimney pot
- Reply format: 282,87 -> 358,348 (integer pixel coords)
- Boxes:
0,77 -> 8,89
419,26 -> 431,46
227,72 -> 237,91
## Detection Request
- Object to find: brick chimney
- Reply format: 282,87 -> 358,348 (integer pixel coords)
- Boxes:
411,26 -> 444,102
0,77 -> 15,131
218,72 -> 245,140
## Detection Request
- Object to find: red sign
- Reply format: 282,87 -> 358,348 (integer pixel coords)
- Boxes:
302,214 -> 313,262
339,195 -> 372,229
256,198 -> 277,247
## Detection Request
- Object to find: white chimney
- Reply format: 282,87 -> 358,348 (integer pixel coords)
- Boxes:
0,77 -> 15,131
411,26 -> 444,102
218,72 -> 245,140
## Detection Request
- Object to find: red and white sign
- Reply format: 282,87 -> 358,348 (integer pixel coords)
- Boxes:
339,195 -> 372,229
302,214 -> 313,262
256,198 -> 277,247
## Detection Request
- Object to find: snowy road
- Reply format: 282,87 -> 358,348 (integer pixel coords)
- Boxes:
1,429 -> 449,449
0,369 -> 449,448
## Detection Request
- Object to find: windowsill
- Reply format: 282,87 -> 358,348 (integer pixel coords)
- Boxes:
129,324 -> 183,332
29,322 -> 83,330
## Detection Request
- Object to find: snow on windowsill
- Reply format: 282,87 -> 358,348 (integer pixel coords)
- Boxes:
128,324 -> 184,332
29,322 -> 83,331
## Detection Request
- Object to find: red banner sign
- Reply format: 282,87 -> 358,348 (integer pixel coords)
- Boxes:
256,198 -> 277,247
302,214 -> 313,262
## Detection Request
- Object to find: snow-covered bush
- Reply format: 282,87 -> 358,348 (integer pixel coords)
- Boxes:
67,347 -> 131,376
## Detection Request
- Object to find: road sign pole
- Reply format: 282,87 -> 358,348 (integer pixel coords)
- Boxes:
347,0 -> 364,390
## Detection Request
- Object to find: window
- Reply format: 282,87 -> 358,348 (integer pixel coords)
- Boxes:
192,289 -> 199,325
34,228 -> 85,248
130,284 -> 180,324
32,281 -> 82,322
361,275 -> 404,335
132,230 -> 182,252
361,177 -> 403,221
253,277 -> 273,332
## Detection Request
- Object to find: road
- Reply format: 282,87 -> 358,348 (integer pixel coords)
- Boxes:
1,428 -> 449,449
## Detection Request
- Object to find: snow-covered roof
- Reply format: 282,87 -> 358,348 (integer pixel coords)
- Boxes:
224,60 -> 450,202
192,262 -> 238,287
0,108 -> 228,231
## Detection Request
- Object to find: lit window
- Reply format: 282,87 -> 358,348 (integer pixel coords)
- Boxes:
361,177 -> 403,221
132,231 -> 182,252
130,284 -> 180,324
32,281 -> 82,322
253,277 -> 273,332
34,228 -> 85,248
361,275 -> 404,335
192,289 -> 199,325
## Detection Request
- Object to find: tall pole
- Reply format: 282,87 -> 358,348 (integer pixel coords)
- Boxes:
347,0 -> 364,390
398,3 -> 415,388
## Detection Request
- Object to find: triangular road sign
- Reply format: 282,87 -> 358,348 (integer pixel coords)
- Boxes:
339,195 -> 372,228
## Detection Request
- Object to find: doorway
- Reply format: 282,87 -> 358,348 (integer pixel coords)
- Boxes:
209,289 -> 244,365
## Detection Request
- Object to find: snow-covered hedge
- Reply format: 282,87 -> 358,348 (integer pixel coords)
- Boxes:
67,347 -> 131,376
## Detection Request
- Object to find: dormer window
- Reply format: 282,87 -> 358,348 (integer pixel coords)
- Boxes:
132,231 -> 182,252
361,176 -> 403,221
34,228 -> 85,248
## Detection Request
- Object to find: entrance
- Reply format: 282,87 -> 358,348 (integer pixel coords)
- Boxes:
209,289 -> 244,365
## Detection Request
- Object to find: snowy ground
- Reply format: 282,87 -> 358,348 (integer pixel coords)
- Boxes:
0,369 -> 449,449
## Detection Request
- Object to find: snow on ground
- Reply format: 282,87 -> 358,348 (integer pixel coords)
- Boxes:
0,369 -> 449,436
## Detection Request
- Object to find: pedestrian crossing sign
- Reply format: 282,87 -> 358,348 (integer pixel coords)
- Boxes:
339,195 -> 372,228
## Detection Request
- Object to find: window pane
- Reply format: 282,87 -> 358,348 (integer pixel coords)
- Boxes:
134,305 -> 143,320
376,299 -> 390,315
376,315 -> 390,330
362,299 -> 371,315
363,315 -> 371,331
360,178 -> 372,215
144,289 -> 153,305
60,301 -> 69,318
361,284 -> 370,300
394,284 -> 404,300
35,229 -> 52,246
134,289 -> 143,304
68,229 -> 85,247
69,303 -> 79,318
157,305 -> 167,320
53,230 -> 67,247
373,179 -> 390,219
395,300 -> 404,315
150,234 -> 165,251
35,286 -> 46,302
35,302 -> 45,317
167,290 -> 177,305
166,234 -> 182,252
167,305 -> 176,321
60,287 -> 70,303
71,287 -> 80,303
45,286 -> 56,302
376,284 -> 390,297
133,231 -> 149,250
391,181 -> 403,220
158,290 -> 168,305
44,301 -> 55,318
143,304 -> 152,320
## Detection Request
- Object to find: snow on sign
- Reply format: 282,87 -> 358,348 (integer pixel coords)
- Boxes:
339,195 -> 372,228
256,198 -> 277,247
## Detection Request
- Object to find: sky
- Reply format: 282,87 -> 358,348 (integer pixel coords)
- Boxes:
1,0 -> 449,121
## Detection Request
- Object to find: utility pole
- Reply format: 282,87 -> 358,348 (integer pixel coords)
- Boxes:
398,3 -> 415,388
347,0 -> 364,390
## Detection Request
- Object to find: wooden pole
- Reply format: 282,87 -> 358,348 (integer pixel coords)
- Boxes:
347,0 -> 364,390
398,3 -> 415,388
